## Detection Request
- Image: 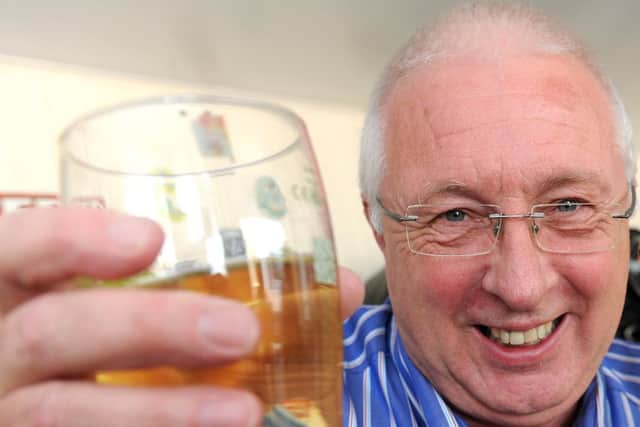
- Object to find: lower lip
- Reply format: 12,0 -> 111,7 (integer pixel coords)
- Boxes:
475,316 -> 566,368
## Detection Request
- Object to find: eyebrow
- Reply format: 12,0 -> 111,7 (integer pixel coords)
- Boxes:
415,182 -> 483,203
415,173 -> 611,202
536,172 -> 610,195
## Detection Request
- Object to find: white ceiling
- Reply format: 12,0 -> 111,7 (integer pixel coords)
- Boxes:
0,0 -> 638,121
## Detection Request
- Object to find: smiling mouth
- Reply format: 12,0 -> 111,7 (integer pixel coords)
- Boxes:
477,315 -> 564,347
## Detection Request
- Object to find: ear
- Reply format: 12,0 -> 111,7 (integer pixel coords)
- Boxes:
362,197 -> 385,251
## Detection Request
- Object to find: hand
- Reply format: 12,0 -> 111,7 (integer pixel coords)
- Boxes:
0,207 -> 363,426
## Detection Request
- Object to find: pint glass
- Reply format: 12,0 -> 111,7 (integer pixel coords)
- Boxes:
59,95 -> 343,426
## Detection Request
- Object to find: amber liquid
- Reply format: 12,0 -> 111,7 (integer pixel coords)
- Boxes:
96,257 -> 343,426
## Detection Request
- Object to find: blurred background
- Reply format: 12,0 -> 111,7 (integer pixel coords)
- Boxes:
0,0 -> 638,282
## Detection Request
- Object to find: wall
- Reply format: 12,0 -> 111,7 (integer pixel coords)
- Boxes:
0,54 -> 385,281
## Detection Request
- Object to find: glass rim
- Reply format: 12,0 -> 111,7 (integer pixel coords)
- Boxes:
58,93 -> 309,179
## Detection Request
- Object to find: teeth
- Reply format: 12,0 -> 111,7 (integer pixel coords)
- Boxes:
510,331 -> 524,345
524,328 -> 537,344
489,319 -> 556,346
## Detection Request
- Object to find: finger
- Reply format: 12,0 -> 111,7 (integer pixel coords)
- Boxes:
338,267 -> 364,319
0,289 -> 259,393
0,382 -> 261,427
0,206 -> 164,288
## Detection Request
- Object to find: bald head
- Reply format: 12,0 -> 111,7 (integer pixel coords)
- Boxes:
360,1 -> 634,231
384,2 -> 588,88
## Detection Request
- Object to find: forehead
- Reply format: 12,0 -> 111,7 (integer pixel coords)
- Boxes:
382,54 -> 624,200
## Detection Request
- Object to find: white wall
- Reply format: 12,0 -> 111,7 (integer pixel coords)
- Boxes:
0,55 -> 385,281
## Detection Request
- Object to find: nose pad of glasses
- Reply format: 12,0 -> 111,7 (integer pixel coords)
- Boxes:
493,222 -> 501,237
531,222 -> 540,234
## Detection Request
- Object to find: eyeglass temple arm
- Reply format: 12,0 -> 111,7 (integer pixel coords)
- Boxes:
612,185 -> 636,219
376,195 -> 418,222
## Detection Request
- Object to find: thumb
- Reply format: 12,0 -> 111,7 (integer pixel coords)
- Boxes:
338,267 -> 364,319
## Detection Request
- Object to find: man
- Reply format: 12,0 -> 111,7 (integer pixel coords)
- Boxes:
0,2 -> 636,427
346,1 -> 639,426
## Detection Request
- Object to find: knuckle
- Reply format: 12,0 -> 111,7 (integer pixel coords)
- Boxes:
8,299 -> 55,369
30,382 -> 64,427
129,292 -> 211,361
235,393 -> 262,426
147,406 -> 181,427
130,292 -> 175,336
14,225 -> 76,287
124,292 -> 186,357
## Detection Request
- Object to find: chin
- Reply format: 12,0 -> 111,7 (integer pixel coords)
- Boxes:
456,372 -> 585,427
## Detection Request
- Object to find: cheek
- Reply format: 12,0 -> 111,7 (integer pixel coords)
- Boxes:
556,252 -> 628,331
387,253 -> 483,314
560,253 -> 627,297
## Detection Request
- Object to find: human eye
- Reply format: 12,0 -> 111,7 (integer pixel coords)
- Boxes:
407,205 -> 467,229
408,204 -> 490,230
553,199 -> 583,213
538,198 -> 598,227
440,208 -> 468,222
406,204 -> 494,255
429,205 -> 490,232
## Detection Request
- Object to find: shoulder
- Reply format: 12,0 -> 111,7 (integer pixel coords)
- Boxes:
603,339 -> 640,371
600,339 -> 640,398
342,303 -> 394,372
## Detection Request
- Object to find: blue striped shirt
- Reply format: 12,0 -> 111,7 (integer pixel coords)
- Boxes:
343,302 -> 640,427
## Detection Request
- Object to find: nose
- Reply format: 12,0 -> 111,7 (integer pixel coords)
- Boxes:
481,216 -> 554,311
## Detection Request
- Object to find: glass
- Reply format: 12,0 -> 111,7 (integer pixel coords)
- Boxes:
377,186 -> 635,256
60,94 -> 342,426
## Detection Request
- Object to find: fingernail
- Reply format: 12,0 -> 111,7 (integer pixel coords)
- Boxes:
198,305 -> 259,354
197,394 -> 262,427
107,215 -> 157,252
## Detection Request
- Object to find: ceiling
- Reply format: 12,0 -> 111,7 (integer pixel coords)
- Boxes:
0,0 -> 638,120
